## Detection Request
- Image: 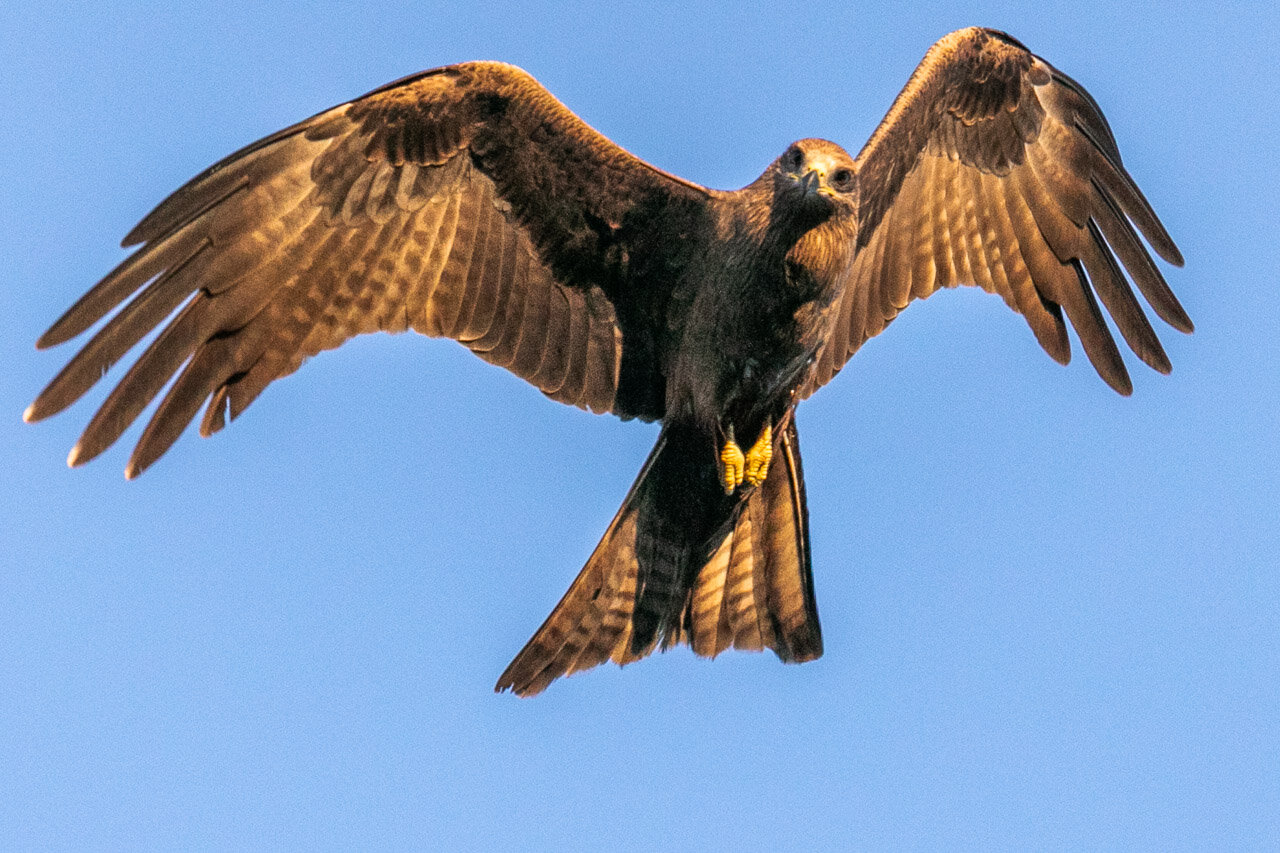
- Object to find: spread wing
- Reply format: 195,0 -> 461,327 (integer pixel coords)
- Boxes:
808,27 -> 1190,397
27,62 -> 710,477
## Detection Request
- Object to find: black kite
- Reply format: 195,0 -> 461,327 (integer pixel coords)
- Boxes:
27,28 -> 1189,695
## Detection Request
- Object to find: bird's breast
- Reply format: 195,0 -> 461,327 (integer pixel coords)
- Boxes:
665,263 -> 829,434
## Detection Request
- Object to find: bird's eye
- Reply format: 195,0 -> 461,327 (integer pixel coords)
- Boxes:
831,168 -> 854,189
787,148 -> 804,169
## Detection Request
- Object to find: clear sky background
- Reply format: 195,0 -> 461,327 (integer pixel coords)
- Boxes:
3,1 -> 1277,849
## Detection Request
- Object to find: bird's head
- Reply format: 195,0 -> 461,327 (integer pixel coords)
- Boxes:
772,138 -> 858,219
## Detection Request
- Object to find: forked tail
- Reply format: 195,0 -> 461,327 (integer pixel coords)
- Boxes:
495,418 -> 823,696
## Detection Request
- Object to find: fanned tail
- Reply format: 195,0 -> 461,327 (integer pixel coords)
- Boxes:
673,418 -> 823,662
495,419 -> 822,696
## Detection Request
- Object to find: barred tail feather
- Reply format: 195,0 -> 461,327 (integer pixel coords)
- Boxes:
495,419 -> 821,697
675,418 -> 822,663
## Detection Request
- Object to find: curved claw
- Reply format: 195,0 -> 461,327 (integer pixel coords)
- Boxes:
744,423 -> 773,486
720,428 -> 745,495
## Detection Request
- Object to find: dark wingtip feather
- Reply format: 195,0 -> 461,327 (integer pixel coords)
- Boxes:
119,106 -> 346,248
1161,295 -> 1194,334
66,441 -> 88,469
121,224 -> 147,250
1102,345 -> 1135,395
38,311 -> 89,350
1146,231 -> 1183,269
1095,354 -> 1133,396
25,383 -> 69,425
1099,347 -> 1134,397
36,327 -> 65,351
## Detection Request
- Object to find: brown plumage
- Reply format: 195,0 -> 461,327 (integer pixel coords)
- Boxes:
27,28 -> 1188,695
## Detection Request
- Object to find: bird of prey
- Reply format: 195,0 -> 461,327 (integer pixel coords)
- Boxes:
27,28 -> 1189,696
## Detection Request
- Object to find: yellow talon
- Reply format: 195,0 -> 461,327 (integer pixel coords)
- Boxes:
720,426 -> 745,494
744,422 -> 773,486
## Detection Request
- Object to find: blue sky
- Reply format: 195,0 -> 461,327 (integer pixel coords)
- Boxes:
3,1 -> 1277,849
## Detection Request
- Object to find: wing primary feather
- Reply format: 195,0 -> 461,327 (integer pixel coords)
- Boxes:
295,205 -> 411,354
1081,219 -> 1170,374
1090,179 -> 1193,332
200,382 -> 233,437
1044,68 -> 1123,161
219,226 -> 358,421
1000,173 -> 1074,364
989,171 -> 1070,362
128,331 -> 243,478
1064,260 -> 1132,395
1073,120 -> 1183,266
122,109 -> 347,247
37,227 -> 211,350
28,238 -> 211,422
68,293 -> 206,468
124,177 -> 246,251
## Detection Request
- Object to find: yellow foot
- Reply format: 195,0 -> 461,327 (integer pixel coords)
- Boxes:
720,426 -> 745,495
744,423 -> 773,487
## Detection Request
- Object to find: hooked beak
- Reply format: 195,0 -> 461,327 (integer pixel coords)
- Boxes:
796,168 -> 823,196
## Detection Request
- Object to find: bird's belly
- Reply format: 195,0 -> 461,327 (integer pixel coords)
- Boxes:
665,265 -> 825,434
668,343 -> 808,437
